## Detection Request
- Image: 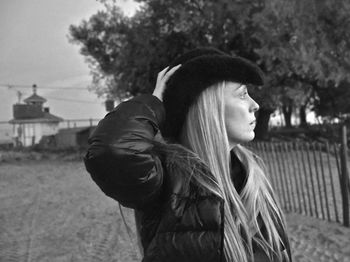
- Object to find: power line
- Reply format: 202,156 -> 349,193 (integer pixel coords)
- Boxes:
44,96 -> 102,104
0,86 -> 102,104
0,84 -> 89,90
0,83 -> 105,104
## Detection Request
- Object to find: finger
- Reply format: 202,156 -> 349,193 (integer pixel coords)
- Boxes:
162,64 -> 181,81
156,70 -> 167,83
157,66 -> 170,80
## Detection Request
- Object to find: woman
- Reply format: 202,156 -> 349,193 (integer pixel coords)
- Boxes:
84,47 -> 292,262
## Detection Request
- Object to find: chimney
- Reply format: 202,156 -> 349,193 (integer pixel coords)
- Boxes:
105,99 -> 115,112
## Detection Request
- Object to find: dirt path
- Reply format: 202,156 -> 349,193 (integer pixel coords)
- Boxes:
0,160 -> 349,261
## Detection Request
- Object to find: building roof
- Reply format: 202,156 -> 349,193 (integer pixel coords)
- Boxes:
23,93 -> 47,104
9,112 -> 63,124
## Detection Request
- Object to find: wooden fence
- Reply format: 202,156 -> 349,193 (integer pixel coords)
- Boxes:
249,139 -> 350,227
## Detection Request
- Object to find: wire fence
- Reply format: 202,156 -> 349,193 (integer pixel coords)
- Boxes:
58,119 -> 100,129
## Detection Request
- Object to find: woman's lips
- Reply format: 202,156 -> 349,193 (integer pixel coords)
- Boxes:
250,120 -> 257,129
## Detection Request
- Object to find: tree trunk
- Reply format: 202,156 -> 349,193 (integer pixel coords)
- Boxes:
299,105 -> 307,127
255,108 -> 274,140
282,104 -> 293,128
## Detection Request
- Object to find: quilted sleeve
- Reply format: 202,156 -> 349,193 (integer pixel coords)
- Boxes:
84,94 -> 165,210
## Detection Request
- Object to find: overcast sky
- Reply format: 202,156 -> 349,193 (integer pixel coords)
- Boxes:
0,0 -> 138,122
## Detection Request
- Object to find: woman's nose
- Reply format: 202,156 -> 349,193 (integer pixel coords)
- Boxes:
250,97 -> 260,113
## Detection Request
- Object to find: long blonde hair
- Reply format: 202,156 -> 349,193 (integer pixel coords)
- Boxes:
179,82 -> 290,262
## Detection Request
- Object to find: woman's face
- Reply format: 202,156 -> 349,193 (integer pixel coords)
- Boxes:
223,82 -> 259,147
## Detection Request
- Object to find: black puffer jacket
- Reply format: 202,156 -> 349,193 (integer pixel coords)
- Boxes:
84,94 -> 291,262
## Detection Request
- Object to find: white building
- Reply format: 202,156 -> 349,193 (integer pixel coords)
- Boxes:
9,86 -> 63,147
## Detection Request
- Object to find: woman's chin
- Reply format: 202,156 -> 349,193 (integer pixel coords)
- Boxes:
229,132 -> 255,147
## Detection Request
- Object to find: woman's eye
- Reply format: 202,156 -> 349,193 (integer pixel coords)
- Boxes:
240,91 -> 248,99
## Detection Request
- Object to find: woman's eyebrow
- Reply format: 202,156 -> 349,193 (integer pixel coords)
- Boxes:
235,84 -> 245,90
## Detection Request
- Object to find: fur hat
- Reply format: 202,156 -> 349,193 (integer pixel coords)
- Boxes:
162,47 -> 265,141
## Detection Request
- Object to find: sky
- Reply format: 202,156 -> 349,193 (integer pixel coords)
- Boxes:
0,0 -> 139,122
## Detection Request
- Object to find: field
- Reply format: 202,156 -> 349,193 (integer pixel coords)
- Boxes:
1,155 -> 349,262
0,157 -> 141,262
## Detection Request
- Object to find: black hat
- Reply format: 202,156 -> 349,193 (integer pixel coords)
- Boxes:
162,47 -> 265,141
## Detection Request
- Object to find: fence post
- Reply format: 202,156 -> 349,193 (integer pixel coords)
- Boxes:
340,124 -> 350,227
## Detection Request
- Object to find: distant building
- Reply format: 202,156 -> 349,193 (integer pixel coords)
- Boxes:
9,85 -> 63,147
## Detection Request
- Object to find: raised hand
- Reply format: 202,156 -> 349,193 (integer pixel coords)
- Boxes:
152,64 -> 181,101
